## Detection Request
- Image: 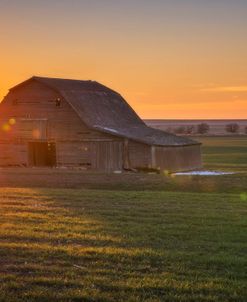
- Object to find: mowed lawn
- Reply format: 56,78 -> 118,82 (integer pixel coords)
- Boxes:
0,137 -> 247,302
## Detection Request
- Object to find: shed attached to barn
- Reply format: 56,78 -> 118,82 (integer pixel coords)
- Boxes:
0,76 -> 202,172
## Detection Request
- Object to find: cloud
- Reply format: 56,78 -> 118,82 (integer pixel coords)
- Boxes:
200,86 -> 247,93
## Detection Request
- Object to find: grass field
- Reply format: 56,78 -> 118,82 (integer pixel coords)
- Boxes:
196,136 -> 247,171
0,137 -> 246,301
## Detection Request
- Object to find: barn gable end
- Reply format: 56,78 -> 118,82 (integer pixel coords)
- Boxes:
0,79 -> 123,170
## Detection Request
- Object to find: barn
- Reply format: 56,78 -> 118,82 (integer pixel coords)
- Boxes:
0,76 -> 202,172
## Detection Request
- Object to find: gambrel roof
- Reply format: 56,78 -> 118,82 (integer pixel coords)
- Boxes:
9,76 -> 200,147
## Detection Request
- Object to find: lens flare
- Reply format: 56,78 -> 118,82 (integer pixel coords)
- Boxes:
2,123 -> 11,132
163,170 -> 170,177
240,193 -> 247,201
9,118 -> 16,125
32,129 -> 41,139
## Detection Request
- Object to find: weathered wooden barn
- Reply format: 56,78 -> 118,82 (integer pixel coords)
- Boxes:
0,76 -> 202,172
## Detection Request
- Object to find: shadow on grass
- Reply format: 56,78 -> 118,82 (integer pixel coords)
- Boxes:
0,188 -> 246,302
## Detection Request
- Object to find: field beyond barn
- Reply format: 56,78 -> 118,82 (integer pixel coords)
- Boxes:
0,137 -> 247,302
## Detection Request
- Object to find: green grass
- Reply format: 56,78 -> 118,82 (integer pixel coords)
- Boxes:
0,188 -> 246,302
194,136 -> 247,170
0,136 -> 247,301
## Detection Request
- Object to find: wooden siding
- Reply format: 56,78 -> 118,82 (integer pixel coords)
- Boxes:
91,141 -> 123,171
0,143 -> 27,166
56,142 -> 92,167
128,140 -> 151,168
57,141 -> 123,171
18,119 -> 47,140
154,145 -> 202,172
128,141 -> 201,172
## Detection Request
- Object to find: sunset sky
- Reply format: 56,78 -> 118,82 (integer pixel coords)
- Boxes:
0,0 -> 247,119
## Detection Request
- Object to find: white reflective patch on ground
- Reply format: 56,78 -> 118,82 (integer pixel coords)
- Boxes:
174,171 -> 235,176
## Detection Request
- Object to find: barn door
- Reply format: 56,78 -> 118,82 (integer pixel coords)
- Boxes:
92,141 -> 123,171
28,142 -> 56,167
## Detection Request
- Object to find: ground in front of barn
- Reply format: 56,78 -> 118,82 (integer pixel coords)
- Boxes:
0,137 -> 246,302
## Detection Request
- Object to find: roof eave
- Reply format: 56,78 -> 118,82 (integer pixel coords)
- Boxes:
93,126 -> 201,147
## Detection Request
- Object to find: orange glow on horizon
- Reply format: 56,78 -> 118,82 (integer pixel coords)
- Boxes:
1,1 -> 247,119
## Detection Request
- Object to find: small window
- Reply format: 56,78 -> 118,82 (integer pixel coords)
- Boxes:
55,98 -> 61,107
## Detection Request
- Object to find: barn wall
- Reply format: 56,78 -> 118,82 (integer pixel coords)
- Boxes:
56,141 -> 123,171
0,80 -> 123,169
154,144 -> 202,172
127,140 -> 201,172
91,141 -> 123,171
0,143 -> 27,166
128,140 -> 151,168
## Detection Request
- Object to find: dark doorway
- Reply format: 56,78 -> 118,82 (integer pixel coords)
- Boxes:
28,142 -> 56,167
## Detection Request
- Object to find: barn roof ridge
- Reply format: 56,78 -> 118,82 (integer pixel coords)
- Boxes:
11,76 -> 200,147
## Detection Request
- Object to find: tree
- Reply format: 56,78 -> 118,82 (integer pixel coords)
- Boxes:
244,126 -> 247,135
225,123 -> 239,134
185,125 -> 195,135
197,123 -> 210,135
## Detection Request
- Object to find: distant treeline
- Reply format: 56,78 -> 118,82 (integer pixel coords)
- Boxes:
165,123 -> 247,135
